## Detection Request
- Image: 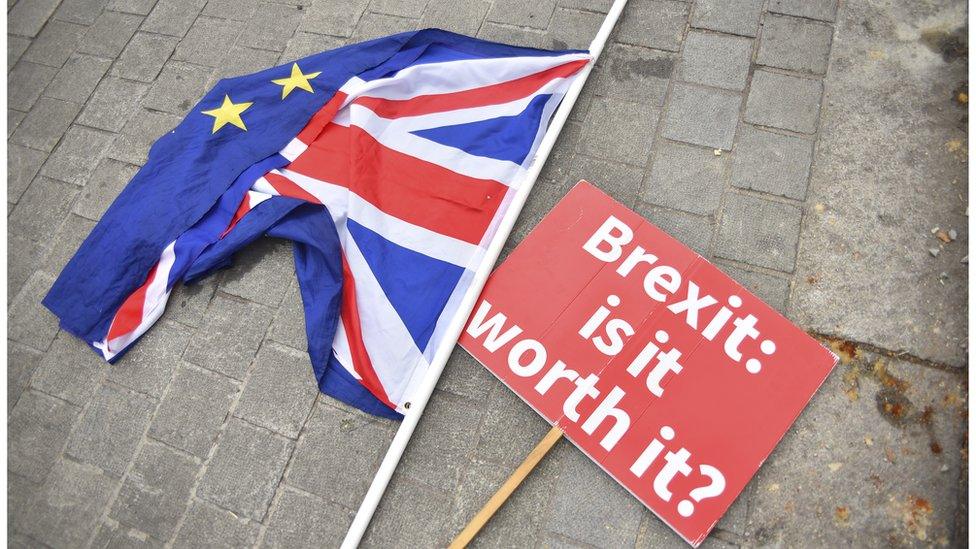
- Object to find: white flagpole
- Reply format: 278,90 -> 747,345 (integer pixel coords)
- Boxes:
341,1 -> 629,546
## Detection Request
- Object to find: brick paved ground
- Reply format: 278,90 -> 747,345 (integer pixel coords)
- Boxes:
7,0 -> 968,547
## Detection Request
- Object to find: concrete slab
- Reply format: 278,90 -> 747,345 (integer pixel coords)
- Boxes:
789,0 -> 968,368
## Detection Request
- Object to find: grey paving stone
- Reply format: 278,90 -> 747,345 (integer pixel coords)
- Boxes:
240,2 -> 304,51
579,97 -> 658,164
197,418 -> 294,520
635,202 -> 714,256
616,0 -> 689,52
74,158 -> 139,220
108,0 -> 159,15
8,341 -> 44,414
279,32 -> 346,64
592,43 -> 675,107
300,0 -> 368,37
79,11 -> 143,58
661,82 -> 742,150
449,454 -> 559,547
717,262 -> 791,313
8,0 -> 62,37
91,519 -> 163,549
268,281 -> 308,352
757,14 -> 833,75
287,400 -> 395,508
44,54 -> 113,104
569,154 -> 646,206
78,77 -> 150,133
487,0 -> 555,29
369,0 -> 427,18
351,12 -> 419,42
437,347 -> 495,402
142,0 -> 206,37
690,0 -> 763,37
234,342 -> 317,438
8,389 -> 80,483
55,0 -> 111,25
8,109 -> 26,139
162,276 -> 219,328
112,32 -> 179,83
141,61 -> 213,116
536,120 -> 582,186
8,271 -> 60,351
7,231 -> 44,309
209,44 -> 281,83
66,383 -> 156,477
31,331 -> 108,405
9,176 -> 78,244
111,441 -> 200,541
8,36 -> 30,71
173,16 -> 244,67
546,443 -> 645,547
7,144 -> 47,204
40,214 -> 97,277
510,176 -> 575,244
400,390 -> 483,492
201,0 -> 260,20
108,320 -> 192,397
475,381 -> 552,468
7,472 -> 35,536
715,192 -> 802,271
768,0 -> 838,22
183,293 -> 274,379
363,474 -> 453,546
643,140 -> 727,215
21,20 -> 88,67
731,125 -> 814,200
744,70 -> 823,134
478,22 -> 548,49
21,459 -> 119,548
679,31 -> 753,91
40,125 -> 114,186
172,500 -> 261,548
421,0 -> 490,36
264,488 -> 353,547
547,7 -> 603,50
7,61 -> 58,112
219,237 -> 293,307
108,108 -> 182,165
149,362 -> 240,457
557,0 -> 612,11
10,97 -> 81,152
747,354 -> 964,546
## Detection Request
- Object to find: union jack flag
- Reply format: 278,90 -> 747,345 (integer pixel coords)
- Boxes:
44,29 -> 590,419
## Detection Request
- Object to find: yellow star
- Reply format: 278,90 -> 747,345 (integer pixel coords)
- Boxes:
201,95 -> 252,133
272,63 -> 321,99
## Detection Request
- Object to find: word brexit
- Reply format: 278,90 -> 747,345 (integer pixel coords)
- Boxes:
583,215 -> 778,375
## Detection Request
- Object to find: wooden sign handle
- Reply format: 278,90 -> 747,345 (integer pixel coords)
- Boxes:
450,426 -> 565,548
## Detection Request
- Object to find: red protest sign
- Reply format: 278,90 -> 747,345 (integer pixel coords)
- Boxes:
459,181 -> 837,546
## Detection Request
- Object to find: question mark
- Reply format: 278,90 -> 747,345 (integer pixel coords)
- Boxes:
677,465 -> 725,517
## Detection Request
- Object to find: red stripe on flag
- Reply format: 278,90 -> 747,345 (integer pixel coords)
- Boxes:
286,123 -> 507,245
294,91 -> 348,145
352,59 -> 588,119
106,262 -> 159,343
220,194 -> 254,239
265,172 -> 323,205
339,253 -> 396,410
